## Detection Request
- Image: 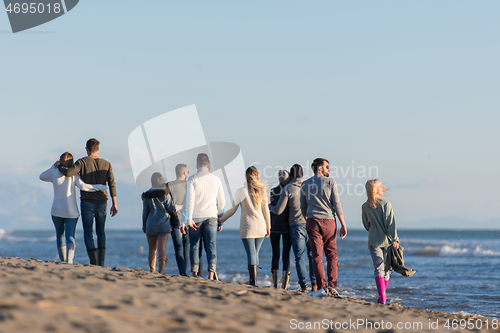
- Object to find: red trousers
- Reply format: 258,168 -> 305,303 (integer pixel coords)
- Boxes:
306,218 -> 338,290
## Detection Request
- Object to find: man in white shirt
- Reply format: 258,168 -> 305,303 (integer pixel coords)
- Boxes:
183,153 -> 225,280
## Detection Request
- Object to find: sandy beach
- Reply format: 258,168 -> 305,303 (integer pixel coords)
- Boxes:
0,257 -> 495,333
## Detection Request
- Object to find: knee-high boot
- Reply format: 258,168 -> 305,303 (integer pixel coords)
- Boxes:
158,256 -> 167,274
375,276 -> 386,304
87,249 -> 98,265
271,269 -> 279,288
57,246 -> 67,262
281,270 -> 291,289
149,252 -> 157,272
97,248 -> 106,267
248,265 -> 257,286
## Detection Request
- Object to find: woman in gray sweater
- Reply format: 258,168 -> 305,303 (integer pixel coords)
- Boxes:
362,179 -> 399,304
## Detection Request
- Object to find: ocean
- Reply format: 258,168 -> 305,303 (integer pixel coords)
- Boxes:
1,228 -> 499,319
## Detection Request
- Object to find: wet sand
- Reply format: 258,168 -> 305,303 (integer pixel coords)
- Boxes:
0,257 -> 494,332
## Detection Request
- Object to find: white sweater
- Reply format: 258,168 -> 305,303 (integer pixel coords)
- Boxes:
39,166 -> 107,219
185,167 -> 226,222
219,186 -> 271,239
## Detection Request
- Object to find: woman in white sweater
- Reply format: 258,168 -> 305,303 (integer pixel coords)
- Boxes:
40,152 -> 107,264
218,166 -> 270,285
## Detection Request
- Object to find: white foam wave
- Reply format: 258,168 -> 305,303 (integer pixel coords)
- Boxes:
472,246 -> 500,257
439,245 -> 469,256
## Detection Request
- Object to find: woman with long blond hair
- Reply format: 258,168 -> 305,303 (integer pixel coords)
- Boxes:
362,179 -> 400,304
218,166 -> 271,285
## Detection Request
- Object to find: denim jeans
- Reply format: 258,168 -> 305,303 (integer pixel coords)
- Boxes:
171,220 -> 190,276
242,237 -> 265,266
51,216 -> 78,248
81,201 -> 107,251
290,224 -> 316,287
270,232 -> 291,271
189,218 -> 217,273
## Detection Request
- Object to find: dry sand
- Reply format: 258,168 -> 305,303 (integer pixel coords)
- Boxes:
0,257 -> 494,332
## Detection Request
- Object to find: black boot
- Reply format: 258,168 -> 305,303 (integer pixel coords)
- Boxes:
97,248 -> 106,267
87,249 -> 98,265
248,265 -> 257,286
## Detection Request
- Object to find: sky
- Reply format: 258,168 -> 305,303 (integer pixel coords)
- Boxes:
0,1 -> 499,231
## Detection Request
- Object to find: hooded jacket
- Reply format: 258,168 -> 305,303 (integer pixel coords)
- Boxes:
269,177 -> 306,226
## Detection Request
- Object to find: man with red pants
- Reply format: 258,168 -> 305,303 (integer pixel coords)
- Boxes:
300,158 -> 347,297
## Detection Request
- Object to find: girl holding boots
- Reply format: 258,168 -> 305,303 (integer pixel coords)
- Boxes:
218,166 -> 271,286
362,179 -> 400,304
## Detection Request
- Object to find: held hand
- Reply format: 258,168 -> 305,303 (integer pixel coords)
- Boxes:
188,219 -> 197,230
181,226 -> 187,235
265,229 -> 270,238
53,161 -> 60,168
110,205 -> 118,217
217,224 -> 223,232
339,225 -> 347,239
141,194 -> 144,200
142,229 -> 146,234
176,205 -> 183,212
393,241 -> 399,250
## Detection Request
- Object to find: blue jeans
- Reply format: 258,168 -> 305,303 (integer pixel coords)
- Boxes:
270,232 -> 291,271
51,216 -> 78,248
189,218 -> 217,273
242,237 -> 265,266
171,220 -> 190,276
290,224 -> 316,287
81,201 -> 107,252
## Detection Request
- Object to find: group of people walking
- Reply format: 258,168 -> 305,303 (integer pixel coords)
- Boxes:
41,144 -> 400,304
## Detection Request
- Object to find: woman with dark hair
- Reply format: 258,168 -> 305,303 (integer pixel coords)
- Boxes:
142,172 -> 180,273
218,166 -> 271,285
40,152 -> 107,264
362,179 -> 399,304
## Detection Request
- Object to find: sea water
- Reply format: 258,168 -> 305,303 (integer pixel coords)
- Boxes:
1,228 -> 499,318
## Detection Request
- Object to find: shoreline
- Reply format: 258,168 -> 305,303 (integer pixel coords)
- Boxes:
0,257 -> 496,332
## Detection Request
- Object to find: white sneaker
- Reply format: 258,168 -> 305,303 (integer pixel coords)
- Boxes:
307,289 -> 326,297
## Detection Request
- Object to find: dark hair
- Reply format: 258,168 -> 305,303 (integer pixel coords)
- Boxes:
86,138 -> 100,153
59,152 -> 74,168
151,172 -> 165,188
175,164 -> 187,178
196,153 -> 210,167
311,158 -> 329,173
289,164 -> 303,179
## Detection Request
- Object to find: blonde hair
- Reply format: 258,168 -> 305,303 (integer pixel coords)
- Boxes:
246,166 -> 265,209
365,179 -> 388,209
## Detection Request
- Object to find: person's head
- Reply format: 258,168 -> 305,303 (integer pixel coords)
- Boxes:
246,166 -> 265,209
311,158 -> 330,177
278,170 -> 290,186
175,164 -> 188,180
196,153 -> 210,169
151,172 -> 166,189
365,179 -> 388,209
289,164 -> 303,179
59,152 -> 74,168
86,138 -> 100,155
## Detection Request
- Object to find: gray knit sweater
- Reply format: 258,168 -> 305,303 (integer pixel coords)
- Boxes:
362,199 -> 399,248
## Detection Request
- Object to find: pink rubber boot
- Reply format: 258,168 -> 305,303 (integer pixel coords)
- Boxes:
375,276 -> 386,304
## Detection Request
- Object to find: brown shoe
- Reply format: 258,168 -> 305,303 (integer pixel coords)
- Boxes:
300,284 -> 308,293
311,282 -> 318,292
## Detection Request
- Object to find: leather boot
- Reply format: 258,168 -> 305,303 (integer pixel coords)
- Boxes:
97,248 -> 106,267
149,252 -> 156,272
248,265 -> 257,286
57,246 -> 67,262
281,270 -> 291,289
271,269 -> 279,288
158,256 -> 167,274
67,244 -> 75,264
375,276 -> 386,304
87,249 -> 98,265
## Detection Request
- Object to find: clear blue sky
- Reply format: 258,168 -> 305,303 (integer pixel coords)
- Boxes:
1,1 -> 499,230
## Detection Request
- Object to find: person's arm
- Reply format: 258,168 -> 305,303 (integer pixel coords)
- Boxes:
162,193 -> 179,221
107,164 -> 118,217
185,177 -> 197,230
361,205 -> 370,231
142,188 -> 169,199
216,180 -> 226,217
39,166 -> 54,182
330,179 -> 343,217
142,198 -> 149,233
300,184 -> 308,219
385,201 -> 399,248
261,194 -> 271,238
337,214 -> 347,239
74,174 -> 107,192
58,158 -> 83,177
269,189 -> 289,215
218,189 -> 241,224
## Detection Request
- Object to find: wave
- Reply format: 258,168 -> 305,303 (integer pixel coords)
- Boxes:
0,229 -> 56,243
414,245 -> 500,257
